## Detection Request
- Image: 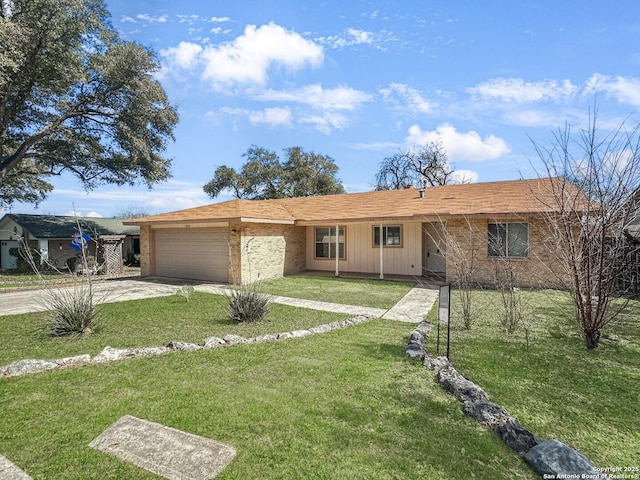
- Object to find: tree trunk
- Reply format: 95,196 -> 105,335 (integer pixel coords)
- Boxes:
584,330 -> 601,349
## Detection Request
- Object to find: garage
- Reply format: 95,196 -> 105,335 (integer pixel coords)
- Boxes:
154,228 -> 229,282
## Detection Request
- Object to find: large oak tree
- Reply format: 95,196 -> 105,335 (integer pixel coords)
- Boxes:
0,0 -> 178,207
204,146 -> 345,200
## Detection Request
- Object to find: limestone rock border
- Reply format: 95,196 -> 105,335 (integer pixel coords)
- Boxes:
1,315 -> 373,378
405,321 -> 606,479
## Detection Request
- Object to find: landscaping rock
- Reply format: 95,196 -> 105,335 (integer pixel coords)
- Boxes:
524,439 -> 605,478
276,332 -> 295,340
56,354 -> 92,366
0,359 -> 58,377
165,341 -> 202,352
203,336 -> 226,348
289,329 -> 313,338
493,419 -> 539,456
423,355 -> 451,371
405,341 -> 425,360
463,400 -> 512,426
92,346 -> 171,363
222,334 -> 249,346
308,324 -> 332,334
437,366 -> 490,404
253,334 -> 279,343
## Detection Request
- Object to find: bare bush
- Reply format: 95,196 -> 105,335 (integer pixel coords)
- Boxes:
532,110 -> 640,348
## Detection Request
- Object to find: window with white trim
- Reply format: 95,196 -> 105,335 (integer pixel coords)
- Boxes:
315,226 -> 345,259
488,222 -> 529,258
373,225 -> 402,247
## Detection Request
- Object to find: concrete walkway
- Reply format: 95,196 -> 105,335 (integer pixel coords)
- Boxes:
0,277 -> 439,322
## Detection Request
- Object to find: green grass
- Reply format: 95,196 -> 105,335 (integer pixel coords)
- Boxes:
427,288 -> 640,468
0,272 -> 73,288
253,274 -> 415,309
0,320 -> 537,479
0,292 -> 351,365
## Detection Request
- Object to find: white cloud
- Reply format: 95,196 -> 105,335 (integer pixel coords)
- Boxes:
213,106 -> 292,128
177,14 -> 199,24
299,112 -> 349,134
200,22 -> 323,86
467,78 -> 578,103
161,41 -> 203,70
248,107 -> 293,126
317,27 -> 394,50
134,13 -> 168,24
210,16 -> 231,23
258,84 -> 371,110
583,73 -> 640,107
211,27 -> 231,35
406,123 -> 510,161
379,83 -> 436,114
58,209 -> 102,218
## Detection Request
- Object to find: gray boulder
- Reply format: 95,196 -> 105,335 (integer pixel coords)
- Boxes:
423,355 -> 451,371
288,329 -> 313,338
463,400 -> 512,426
254,333 -> 279,343
0,359 -> 58,377
524,439 -> 605,478
56,354 -> 91,366
165,341 -> 202,352
308,324 -> 332,334
92,346 -> 170,363
437,366 -> 490,404
405,341 -> 425,360
493,419 -> 539,456
203,336 -> 226,348
222,334 -> 249,345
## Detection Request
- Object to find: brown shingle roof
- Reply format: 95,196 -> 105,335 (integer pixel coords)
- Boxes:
126,177 -> 577,226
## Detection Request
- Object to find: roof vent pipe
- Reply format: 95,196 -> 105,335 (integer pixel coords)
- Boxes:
419,188 -> 425,198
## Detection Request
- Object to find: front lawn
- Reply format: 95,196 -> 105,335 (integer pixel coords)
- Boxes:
0,320 -> 537,479
0,292 -> 351,366
254,274 -> 415,309
427,288 -> 640,468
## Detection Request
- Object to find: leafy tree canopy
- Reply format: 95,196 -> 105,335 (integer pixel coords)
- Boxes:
0,0 -> 179,207
204,146 -> 346,200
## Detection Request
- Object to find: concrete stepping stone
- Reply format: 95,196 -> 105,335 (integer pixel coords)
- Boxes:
89,415 -> 236,480
0,453 -> 32,480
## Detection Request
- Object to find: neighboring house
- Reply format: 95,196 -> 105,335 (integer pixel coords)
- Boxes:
125,178 -> 574,287
0,214 -> 140,271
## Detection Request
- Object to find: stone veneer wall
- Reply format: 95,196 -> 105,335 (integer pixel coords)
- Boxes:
236,223 -> 306,284
139,225 -> 153,277
444,215 -> 566,289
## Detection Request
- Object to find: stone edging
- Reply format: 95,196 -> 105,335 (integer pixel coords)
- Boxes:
405,321 -> 606,479
1,315 -> 373,378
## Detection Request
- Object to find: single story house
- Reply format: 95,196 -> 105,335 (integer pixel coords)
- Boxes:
0,214 -> 140,271
125,177 -> 573,288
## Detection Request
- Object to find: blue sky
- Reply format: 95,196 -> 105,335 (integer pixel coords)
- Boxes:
6,0 -> 640,218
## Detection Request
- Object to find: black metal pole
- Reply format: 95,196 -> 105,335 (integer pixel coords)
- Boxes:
446,282 -> 451,360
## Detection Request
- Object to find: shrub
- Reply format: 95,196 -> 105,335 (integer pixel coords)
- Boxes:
9,247 -> 41,273
43,284 -> 101,337
176,285 -> 195,302
228,283 -> 273,323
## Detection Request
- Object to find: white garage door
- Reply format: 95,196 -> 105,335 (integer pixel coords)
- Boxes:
154,229 -> 229,282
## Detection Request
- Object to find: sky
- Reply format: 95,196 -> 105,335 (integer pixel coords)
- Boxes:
4,0 -> 640,218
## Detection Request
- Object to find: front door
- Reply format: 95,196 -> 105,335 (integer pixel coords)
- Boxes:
423,223 -> 446,275
1,240 -> 19,269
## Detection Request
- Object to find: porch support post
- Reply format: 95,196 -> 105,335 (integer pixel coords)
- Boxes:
335,224 -> 339,276
379,223 -> 384,279
38,239 -> 49,265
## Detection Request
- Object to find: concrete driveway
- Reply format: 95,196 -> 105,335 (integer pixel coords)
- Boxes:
0,277 -> 188,316
0,276 -> 437,322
